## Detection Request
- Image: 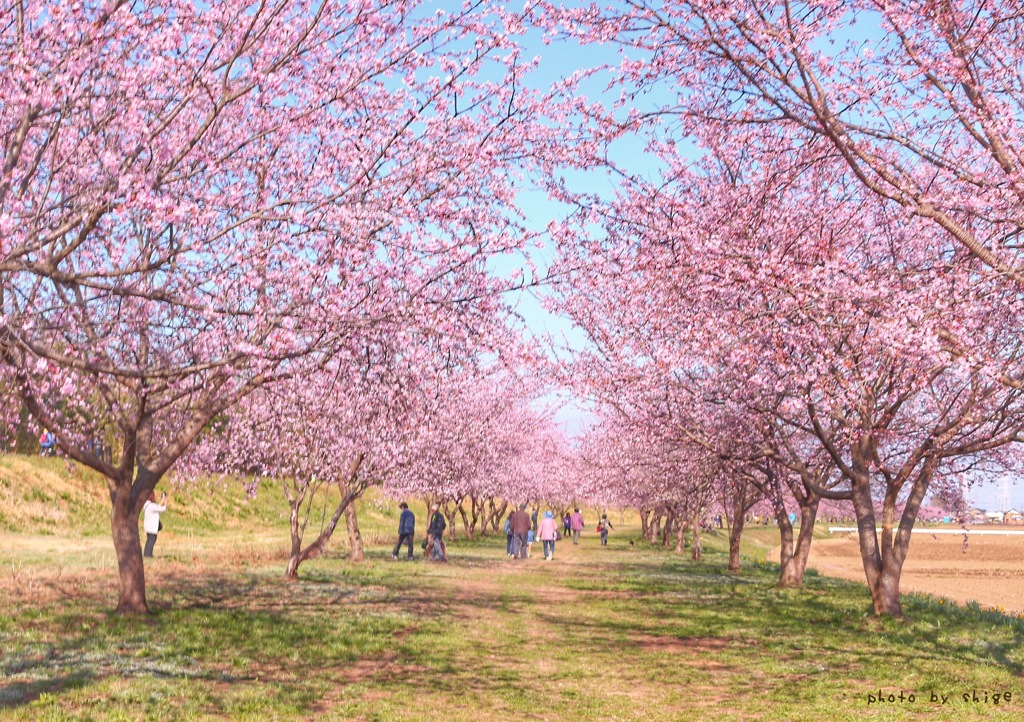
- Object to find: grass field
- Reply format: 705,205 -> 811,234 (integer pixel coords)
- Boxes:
1,455 -> 1022,721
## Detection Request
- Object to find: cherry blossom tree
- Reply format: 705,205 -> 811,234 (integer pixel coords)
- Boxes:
546,125 -> 1024,614
189,331 -> 426,578
386,366 -> 575,538
0,0 -> 540,613
544,0 -> 1024,309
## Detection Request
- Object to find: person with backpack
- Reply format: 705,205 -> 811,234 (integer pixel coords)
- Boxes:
392,502 -> 415,560
427,505 -> 447,562
598,513 -> 614,546
39,429 -> 56,456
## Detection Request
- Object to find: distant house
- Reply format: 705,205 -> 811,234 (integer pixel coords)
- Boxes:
1004,509 -> 1023,525
985,510 -> 1004,524
966,508 -> 987,524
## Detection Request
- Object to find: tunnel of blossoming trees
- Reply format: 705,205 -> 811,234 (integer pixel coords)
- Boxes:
3,0 -> 1024,619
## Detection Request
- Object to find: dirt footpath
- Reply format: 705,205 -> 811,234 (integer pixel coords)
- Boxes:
773,532 -> 1024,615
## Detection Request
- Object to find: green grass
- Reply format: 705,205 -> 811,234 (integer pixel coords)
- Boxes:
1,454 -> 1022,720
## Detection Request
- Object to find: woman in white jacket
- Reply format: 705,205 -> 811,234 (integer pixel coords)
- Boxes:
143,492 -> 168,558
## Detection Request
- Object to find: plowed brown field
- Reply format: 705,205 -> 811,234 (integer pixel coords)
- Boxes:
774,530 -> 1024,614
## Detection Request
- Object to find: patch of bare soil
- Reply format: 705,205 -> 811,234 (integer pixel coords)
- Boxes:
773,534 -> 1024,614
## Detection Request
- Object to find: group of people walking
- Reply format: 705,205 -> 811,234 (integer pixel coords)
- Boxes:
392,503 -> 449,562
393,503 -> 616,563
140,497 -> 614,564
505,506 -> 613,560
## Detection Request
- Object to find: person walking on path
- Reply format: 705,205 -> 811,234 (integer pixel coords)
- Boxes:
427,505 -> 447,562
142,491 -> 168,558
392,502 -> 415,560
538,510 -> 558,560
505,511 -> 515,558
510,503 -> 532,559
563,512 -> 572,538
598,514 -> 614,546
570,508 -> 585,545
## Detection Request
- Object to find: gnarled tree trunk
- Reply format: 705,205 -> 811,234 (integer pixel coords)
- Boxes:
345,503 -> 364,562
661,509 -> 674,547
674,517 -> 687,553
284,454 -> 366,578
111,483 -> 148,614
778,501 -> 820,588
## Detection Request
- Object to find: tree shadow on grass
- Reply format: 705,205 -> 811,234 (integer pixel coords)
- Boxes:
0,567 -> 448,713
535,559 -> 1024,681
0,672 -> 94,708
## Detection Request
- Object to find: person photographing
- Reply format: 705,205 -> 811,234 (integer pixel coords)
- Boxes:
143,491 -> 168,558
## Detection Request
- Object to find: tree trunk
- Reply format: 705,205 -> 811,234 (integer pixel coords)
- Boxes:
458,502 -> 474,540
441,500 -> 459,541
674,518 -> 687,553
648,508 -> 662,543
867,565 -> 904,616
284,481 -> 308,580
489,499 -> 508,533
345,503 -> 364,562
474,496 -> 489,537
690,512 -> 702,562
727,516 -> 744,572
639,508 -> 651,540
779,502 -> 819,588
776,511 -> 796,585
847,439 -> 907,616
111,487 -> 148,614
283,454 -> 364,578
286,507 -> 303,579
661,510 -> 674,547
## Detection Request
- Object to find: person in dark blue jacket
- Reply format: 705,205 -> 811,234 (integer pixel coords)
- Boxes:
392,502 -> 415,560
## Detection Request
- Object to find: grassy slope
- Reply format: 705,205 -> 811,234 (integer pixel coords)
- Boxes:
2,454 -> 1022,721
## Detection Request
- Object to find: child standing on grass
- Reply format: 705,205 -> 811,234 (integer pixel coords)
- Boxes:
599,514 -> 614,546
